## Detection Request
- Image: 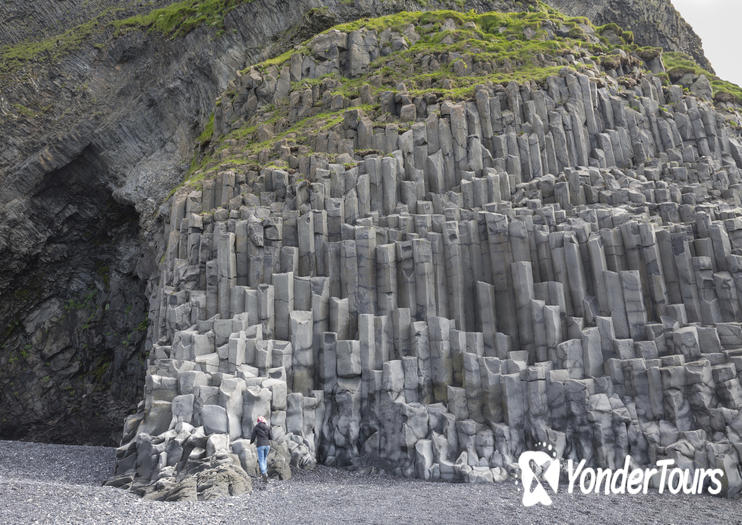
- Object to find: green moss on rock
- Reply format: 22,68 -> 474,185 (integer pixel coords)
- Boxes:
197,113 -> 216,146
0,0 -> 255,75
113,0 -> 253,38
663,51 -> 742,105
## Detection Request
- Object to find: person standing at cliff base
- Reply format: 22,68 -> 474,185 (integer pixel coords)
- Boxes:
250,416 -> 272,482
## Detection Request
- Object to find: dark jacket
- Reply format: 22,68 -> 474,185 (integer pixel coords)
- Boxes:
250,421 -> 272,447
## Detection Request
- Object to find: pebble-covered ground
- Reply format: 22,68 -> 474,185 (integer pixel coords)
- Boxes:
0,440 -> 739,524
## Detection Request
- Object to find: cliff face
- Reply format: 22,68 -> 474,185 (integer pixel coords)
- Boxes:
0,0 -> 540,445
0,0 -> 719,445
547,0 -> 713,71
0,0 -> 173,47
107,8 -> 742,500
0,0 -> 307,444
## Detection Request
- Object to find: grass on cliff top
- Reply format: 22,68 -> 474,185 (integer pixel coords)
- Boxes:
0,7 -> 124,74
113,0 -> 251,38
0,0 -> 254,75
254,6 -> 595,73
252,6 -> 634,79
0,0 -> 547,77
663,52 -> 742,105
188,7 -> 611,189
282,8 -> 634,101
180,5 -> 742,199
195,7 -> 642,188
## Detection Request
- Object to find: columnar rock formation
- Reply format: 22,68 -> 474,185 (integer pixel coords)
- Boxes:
107,9 -> 742,499
0,0 -> 720,446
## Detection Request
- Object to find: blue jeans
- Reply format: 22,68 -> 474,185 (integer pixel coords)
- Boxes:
257,445 -> 270,475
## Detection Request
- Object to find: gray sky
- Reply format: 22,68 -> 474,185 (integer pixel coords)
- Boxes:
672,0 -> 742,86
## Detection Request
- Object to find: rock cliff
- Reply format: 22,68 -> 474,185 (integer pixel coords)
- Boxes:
0,0 -> 725,447
100,7 -> 742,500
547,0 -> 713,71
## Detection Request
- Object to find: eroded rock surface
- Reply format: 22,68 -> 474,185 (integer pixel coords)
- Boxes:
110,9 -> 742,499
0,0 -> 720,446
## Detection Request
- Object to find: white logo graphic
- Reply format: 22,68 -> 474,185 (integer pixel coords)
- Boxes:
516,445 -> 726,507
518,448 -> 560,507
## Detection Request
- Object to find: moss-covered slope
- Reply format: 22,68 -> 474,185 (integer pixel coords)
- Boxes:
185,7 -> 728,189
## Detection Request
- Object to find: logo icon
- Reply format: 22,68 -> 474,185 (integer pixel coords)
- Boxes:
514,445 -> 724,506
518,446 -> 560,507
